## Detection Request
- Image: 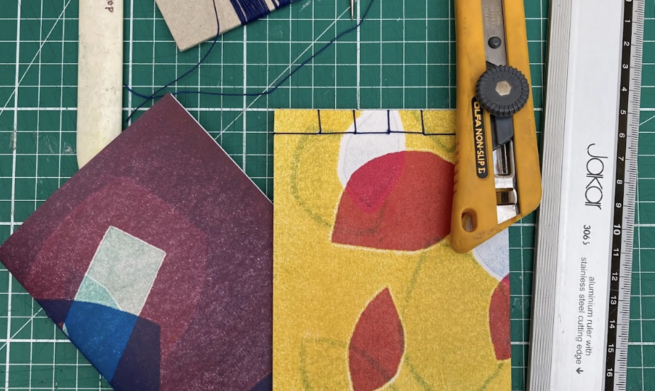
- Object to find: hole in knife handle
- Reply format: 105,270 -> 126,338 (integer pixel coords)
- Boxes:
461,211 -> 476,233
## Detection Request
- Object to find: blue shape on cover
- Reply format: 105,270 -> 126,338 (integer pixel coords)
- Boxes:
249,373 -> 272,391
111,316 -> 161,391
38,299 -> 74,325
64,301 -> 138,381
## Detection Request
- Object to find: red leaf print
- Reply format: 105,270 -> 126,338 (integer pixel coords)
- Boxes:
489,275 -> 511,360
332,151 -> 453,251
341,152 -> 406,213
349,288 -> 404,391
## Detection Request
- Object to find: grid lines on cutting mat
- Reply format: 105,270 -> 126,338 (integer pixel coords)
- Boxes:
0,0 -> 653,389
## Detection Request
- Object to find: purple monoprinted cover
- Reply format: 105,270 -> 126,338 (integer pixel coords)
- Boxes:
0,94 -> 272,391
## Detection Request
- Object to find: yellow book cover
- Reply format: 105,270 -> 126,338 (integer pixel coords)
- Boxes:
274,109 -> 511,391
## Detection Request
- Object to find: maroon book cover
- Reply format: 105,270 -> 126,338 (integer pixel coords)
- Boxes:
0,94 -> 272,391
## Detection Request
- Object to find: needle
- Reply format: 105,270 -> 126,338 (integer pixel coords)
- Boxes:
351,0 -> 355,19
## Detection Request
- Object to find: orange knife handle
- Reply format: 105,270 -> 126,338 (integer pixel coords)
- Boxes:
450,0 -> 542,253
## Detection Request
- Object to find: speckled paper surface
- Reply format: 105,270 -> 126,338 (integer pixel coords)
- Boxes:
155,0 -> 294,51
0,94 -> 273,391
273,110 -> 511,390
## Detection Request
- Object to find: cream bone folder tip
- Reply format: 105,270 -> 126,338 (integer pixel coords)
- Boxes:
77,0 -> 124,168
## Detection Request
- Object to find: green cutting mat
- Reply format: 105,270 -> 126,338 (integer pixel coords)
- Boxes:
0,0 -> 653,389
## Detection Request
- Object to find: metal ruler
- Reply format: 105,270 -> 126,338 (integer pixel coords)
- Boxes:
528,0 -> 645,390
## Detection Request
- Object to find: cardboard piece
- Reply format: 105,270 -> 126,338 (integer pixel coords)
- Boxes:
273,110 -> 511,390
155,0 -> 293,51
0,94 -> 273,391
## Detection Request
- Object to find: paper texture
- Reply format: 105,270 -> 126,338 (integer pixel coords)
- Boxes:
273,109 -> 511,390
155,0 -> 293,51
0,94 -> 273,391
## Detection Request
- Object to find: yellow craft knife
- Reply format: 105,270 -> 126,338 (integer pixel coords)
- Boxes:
450,0 -> 542,253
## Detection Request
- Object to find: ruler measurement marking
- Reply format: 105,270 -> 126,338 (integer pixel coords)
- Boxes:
604,0 -> 644,389
603,0 -> 632,384
529,0 -> 645,389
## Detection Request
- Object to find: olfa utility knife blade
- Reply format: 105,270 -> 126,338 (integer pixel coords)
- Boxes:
450,0 -> 542,253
